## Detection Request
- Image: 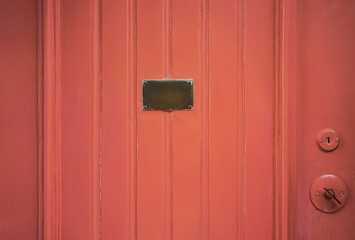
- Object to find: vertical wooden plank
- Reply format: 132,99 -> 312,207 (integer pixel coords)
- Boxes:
37,0 -> 44,239
59,0 -> 101,239
163,0 -> 173,239
244,0 -> 274,239
294,1 -> 355,239
200,0 -> 209,239
128,0 -> 137,239
274,0 -> 296,239
60,0 -> 91,238
171,0 -> 202,239
0,1 -> 39,239
90,0 -> 102,239
43,0 -> 61,239
101,0 -> 130,239
136,0 -> 166,239
208,0 -> 242,239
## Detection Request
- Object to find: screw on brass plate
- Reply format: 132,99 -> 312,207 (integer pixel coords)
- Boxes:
315,191 -> 320,197
338,191 -> 345,198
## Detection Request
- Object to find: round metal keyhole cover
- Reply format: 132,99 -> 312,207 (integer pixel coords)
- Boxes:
309,174 -> 348,213
316,128 -> 339,152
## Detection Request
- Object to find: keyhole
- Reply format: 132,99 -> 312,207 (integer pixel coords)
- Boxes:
326,137 -> 332,144
324,188 -> 335,199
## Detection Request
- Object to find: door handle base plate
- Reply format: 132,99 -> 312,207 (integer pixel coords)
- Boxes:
309,174 -> 348,213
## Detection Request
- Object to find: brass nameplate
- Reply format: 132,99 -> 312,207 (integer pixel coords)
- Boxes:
142,80 -> 194,111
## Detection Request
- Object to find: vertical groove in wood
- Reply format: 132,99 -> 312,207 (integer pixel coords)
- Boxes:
43,0 -> 61,239
237,0 -> 247,239
55,1 -> 62,239
37,0 -> 44,239
127,0 -> 137,239
274,0 -> 282,239
54,1 -> 62,239
163,0 -> 173,79
201,0 -> 210,238
164,112 -> 173,240
90,0 -> 102,239
274,0 -> 297,239
98,0 -> 103,238
163,0 -> 173,239
284,1 -> 297,239
274,1 -> 284,239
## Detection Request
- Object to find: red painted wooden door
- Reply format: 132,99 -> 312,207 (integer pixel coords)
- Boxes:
1,0 -> 354,240
0,1 -> 40,239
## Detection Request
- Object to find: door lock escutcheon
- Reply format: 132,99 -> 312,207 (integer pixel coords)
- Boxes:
310,174 -> 348,213
316,128 -> 340,152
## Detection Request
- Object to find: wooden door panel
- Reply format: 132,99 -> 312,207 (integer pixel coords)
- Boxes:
0,0 -> 39,239
1,0 -> 354,239
101,0 -> 130,239
171,0 -> 202,239
60,0 -> 94,239
244,1 -> 275,238
52,0 -> 355,239
136,0 -> 167,238
209,0 -> 240,239
294,1 -> 355,239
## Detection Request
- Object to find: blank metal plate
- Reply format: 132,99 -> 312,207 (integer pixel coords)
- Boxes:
142,80 -> 194,111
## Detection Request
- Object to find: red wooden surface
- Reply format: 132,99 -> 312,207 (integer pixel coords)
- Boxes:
0,0 -> 39,239
44,0 -> 101,239
1,0 -> 355,239
294,1 -> 355,239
